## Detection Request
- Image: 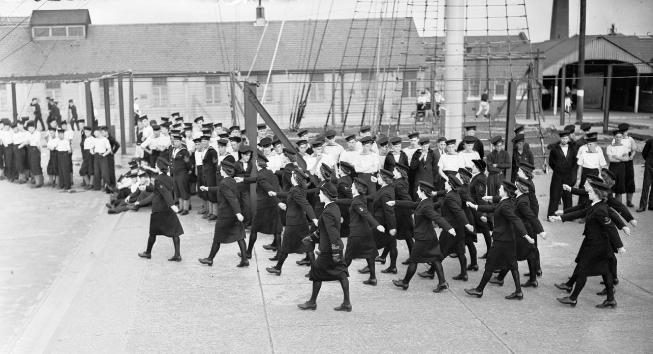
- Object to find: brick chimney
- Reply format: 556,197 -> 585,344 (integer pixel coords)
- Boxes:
255,0 -> 266,27
550,0 -> 569,40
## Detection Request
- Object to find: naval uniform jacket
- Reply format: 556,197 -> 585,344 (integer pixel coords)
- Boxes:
207,177 -> 245,243
514,193 -> 543,260
477,198 -> 528,243
568,201 -> 620,276
409,149 -> 438,189
149,173 -> 184,237
393,177 -> 414,240
457,136 -> 485,160
372,184 -> 397,249
384,150 -> 409,171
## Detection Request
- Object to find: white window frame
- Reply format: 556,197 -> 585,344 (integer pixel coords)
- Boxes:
0,84 -> 8,111
467,78 -> 482,100
32,25 -> 86,40
205,76 -> 222,105
45,81 -> 61,102
493,80 -> 507,100
152,78 -> 168,107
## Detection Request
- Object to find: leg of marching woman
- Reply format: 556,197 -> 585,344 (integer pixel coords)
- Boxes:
171,236 -> 181,258
146,234 -> 156,253
246,231 -> 257,256
309,281 -> 322,303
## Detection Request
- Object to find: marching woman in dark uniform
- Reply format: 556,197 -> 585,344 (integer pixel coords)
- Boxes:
170,133 -> 192,215
378,162 -> 414,265
390,181 -> 455,293
337,177 -> 384,285
266,168 -> 318,275
198,159 -> 249,267
457,167 -> 479,271
490,177 -> 544,288
336,161 -> 356,239
469,159 -> 492,259
298,182 -> 351,312
138,157 -> 184,261
423,176 -> 473,281
464,181 -> 534,300
552,180 -> 621,308
371,169 -> 398,274
202,134 -> 218,221
235,144 -> 253,226
239,152 -> 282,259
515,161 -> 542,277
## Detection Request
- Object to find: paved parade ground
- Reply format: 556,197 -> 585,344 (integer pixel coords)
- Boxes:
2,162 -> 653,353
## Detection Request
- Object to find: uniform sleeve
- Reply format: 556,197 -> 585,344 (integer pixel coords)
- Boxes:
156,179 -> 175,207
292,189 -> 316,220
410,150 -> 422,170
501,202 -> 528,236
257,173 -> 277,193
446,195 -> 469,224
607,207 -> 625,229
380,189 -> 397,230
570,187 -> 588,196
324,209 -> 342,249
517,199 -> 544,234
424,206 -> 452,230
607,198 -> 633,222
561,206 -> 588,222
220,181 -> 242,214
394,200 -> 418,209
353,199 -> 380,228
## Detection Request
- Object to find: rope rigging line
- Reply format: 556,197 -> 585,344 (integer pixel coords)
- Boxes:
394,0 -> 416,135
375,0 -> 401,135
261,20 -> 285,102
358,3 -> 386,130
288,18 -> 314,129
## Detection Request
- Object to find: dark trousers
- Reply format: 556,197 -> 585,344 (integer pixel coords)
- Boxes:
639,164 -> 653,210
548,171 -> 574,216
57,151 -> 72,189
34,115 -> 46,131
93,154 -> 110,189
3,145 -> 15,179
578,168 -> 599,206
108,154 -> 116,186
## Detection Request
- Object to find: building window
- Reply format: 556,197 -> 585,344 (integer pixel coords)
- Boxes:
67,26 -> 84,37
33,27 -> 50,38
309,73 -> 325,102
152,77 -> 168,107
205,76 -> 221,104
359,72 -> 375,99
493,80 -> 506,98
52,27 -> 67,37
100,79 -> 115,107
263,75 -> 274,102
467,79 -> 481,98
0,84 -> 8,110
45,81 -> 61,102
32,25 -> 86,39
402,71 -> 417,98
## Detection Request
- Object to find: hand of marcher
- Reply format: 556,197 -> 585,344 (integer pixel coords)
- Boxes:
236,213 -> 244,222
562,184 -> 572,192
554,210 -> 564,216
629,219 -> 637,227
268,191 -> 277,197
465,224 -> 474,232
482,196 -> 493,202
376,225 -> 385,233
170,205 -> 179,213
448,228 -> 456,236
480,216 -> 487,223
618,247 -> 626,254
622,227 -> 631,237
332,253 -> 342,263
389,229 -> 396,236
370,176 -> 378,183
549,215 -> 562,222
199,186 -> 208,191
524,235 -> 535,244
312,219 -> 318,227
278,203 -> 286,210
234,177 -> 244,183
466,201 -> 477,209
538,232 -> 547,240
386,200 -> 396,207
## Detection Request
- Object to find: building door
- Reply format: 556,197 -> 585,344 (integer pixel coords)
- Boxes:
583,73 -> 603,109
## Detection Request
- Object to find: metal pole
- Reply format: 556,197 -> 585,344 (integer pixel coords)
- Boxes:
117,74 -> 127,154
634,73 -> 640,113
444,0 -> 465,140
10,82 -> 17,124
576,0 -> 586,123
128,73 -> 135,143
244,82 -> 258,220
102,78 -> 111,127
505,80 -> 517,179
230,72 -> 238,126
602,64 -> 613,133
559,65 -> 566,125
331,70 -> 336,127
339,72 -> 345,124
84,81 -> 95,130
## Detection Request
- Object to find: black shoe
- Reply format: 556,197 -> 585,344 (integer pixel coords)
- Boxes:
296,258 -> 311,266
168,256 -> 182,262
207,215 -> 217,221
269,256 -> 279,261
401,259 -> 410,265
180,210 -> 189,216
465,288 -> 483,298
266,266 -> 281,275
557,296 -> 577,307
374,256 -> 386,264
262,244 -> 277,251
297,301 -> 317,310
392,279 -> 409,290
521,280 -> 538,288
479,253 -> 488,259
305,272 -> 310,278
555,283 -> 573,293
334,303 -> 352,312
237,252 -> 252,259
627,202 -> 634,208
358,266 -> 370,274
596,300 -> 617,309
636,207 -> 646,212
198,258 -> 213,266
452,273 -> 468,281
418,271 -> 434,279
433,282 -> 449,293
237,260 -> 250,267
449,253 -> 458,258
505,292 -> 523,300
489,276 -> 504,286
381,267 -> 397,274
363,278 -> 377,286
524,271 -> 543,277
138,252 -> 151,259
467,264 -> 479,271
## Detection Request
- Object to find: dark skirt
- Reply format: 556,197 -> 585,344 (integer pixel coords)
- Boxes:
395,206 -> 414,240
485,240 -> 517,271
47,150 -> 58,175
251,204 -> 282,235
79,149 -> 93,176
407,238 -> 442,264
203,166 -> 217,202
439,227 -> 465,256
624,160 -> 635,194
213,216 -> 245,243
0,145 -> 4,168
309,253 -> 349,281
149,209 -> 184,237
28,146 -> 42,175
344,233 -> 378,261
172,172 -> 191,200
196,166 -> 207,200
609,162 -> 626,194
373,229 -> 393,249
281,223 -> 311,254
515,234 -> 536,261
14,146 -> 26,173
576,245 -> 611,277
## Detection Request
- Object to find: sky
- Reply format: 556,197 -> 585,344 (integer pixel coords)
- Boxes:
1,0 -> 652,42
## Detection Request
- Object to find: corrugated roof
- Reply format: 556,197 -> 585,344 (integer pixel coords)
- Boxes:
29,9 -> 91,26
0,17 -> 426,80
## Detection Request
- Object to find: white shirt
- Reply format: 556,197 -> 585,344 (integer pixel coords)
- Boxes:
28,131 -> 41,147
47,136 -> 58,151
459,150 -> 481,169
355,141 -> 379,154
577,148 -> 607,169
353,152 -> 379,173
576,144 -> 603,159
64,129 -> 74,142
184,138 -> 196,153
323,143 -> 344,164
611,136 -> 636,160
56,138 -> 71,152
83,136 -> 96,150
561,145 -> 569,157
267,152 -> 289,173
403,146 -> 419,162
93,137 -> 111,154
606,144 -> 630,163
13,130 -> 28,146
338,149 -> 358,166
310,153 -> 336,175
195,149 -> 205,166
141,126 -> 153,140
438,153 -> 465,172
